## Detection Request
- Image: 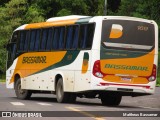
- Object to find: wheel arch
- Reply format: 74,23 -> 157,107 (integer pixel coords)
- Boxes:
54,74 -> 63,91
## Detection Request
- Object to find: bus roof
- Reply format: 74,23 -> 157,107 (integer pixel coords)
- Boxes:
14,15 -> 155,31
46,15 -> 90,22
15,15 -> 92,31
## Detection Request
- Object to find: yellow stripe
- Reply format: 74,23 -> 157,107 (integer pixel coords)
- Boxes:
25,19 -> 78,29
65,106 -> 106,120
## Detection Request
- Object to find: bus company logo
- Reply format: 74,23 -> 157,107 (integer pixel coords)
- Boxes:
22,56 -> 47,64
109,24 -> 123,39
105,64 -> 149,71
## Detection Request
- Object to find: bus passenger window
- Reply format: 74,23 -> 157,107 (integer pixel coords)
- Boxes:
59,27 -> 65,50
19,31 -> 25,51
24,30 -> 30,51
46,28 -> 53,51
72,26 -> 79,49
41,29 -> 48,51
66,26 -> 73,49
52,27 -> 59,50
86,24 -> 95,48
79,25 -> 88,49
34,29 -> 41,51
79,24 -> 95,49
29,30 -> 36,51
9,32 -> 18,60
11,44 -> 16,60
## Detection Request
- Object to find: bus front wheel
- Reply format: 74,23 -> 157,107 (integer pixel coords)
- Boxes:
15,78 -> 32,100
56,78 -> 76,103
100,94 -> 122,106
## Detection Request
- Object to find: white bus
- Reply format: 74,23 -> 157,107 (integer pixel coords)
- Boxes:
6,15 -> 158,106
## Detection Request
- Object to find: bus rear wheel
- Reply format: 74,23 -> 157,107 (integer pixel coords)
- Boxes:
100,93 -> 122,106
56,78 -> 76,103
15,78 -> 32,100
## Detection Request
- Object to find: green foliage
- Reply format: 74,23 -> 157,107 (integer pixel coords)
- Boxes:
0,0 -> 44,72
25,4 -> 44,23
55,0 -> 88,16
57,9 -> 71,16
0,0 -> 159,73
0,0 -> 27,71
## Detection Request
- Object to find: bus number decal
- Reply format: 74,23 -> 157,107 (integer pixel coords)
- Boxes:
137,26 -> 148,31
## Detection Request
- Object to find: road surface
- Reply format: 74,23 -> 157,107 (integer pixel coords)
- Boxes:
0,82 -> 160,120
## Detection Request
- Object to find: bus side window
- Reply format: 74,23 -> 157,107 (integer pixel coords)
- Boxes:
11,44 -> 16,60
72,26 -> 79,49
46,28 -> 53,51
86,24 -> 95,48
41,28 -> 48,51
52,27 -> 59,50
9,31 -> 19,59
58,27 -> 65,50
79,24 -> 95,49
79,25 -> 88,49
19,31 -> 25,51
34,29 -> 41,51
29,30 -> 36,51
24,30 -> 30,51
66,26 -> 73,49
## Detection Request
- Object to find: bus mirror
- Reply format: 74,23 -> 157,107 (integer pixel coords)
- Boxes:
5,43 -> 11,51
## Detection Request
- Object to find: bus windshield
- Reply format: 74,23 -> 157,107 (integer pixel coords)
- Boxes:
101,20 -> 155,52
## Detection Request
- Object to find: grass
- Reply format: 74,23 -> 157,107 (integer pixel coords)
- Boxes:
157,76 -> 160,86
0,79 -> 5,83
0,74 -> 5,83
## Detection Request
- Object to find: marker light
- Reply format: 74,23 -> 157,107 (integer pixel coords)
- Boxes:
147,64 -> 157,82
92,60 -> 106,78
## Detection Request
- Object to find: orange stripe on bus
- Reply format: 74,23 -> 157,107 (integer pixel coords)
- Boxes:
25,19 -> 78,29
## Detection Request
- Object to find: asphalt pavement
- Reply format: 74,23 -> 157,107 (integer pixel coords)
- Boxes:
0,82 -> 160,120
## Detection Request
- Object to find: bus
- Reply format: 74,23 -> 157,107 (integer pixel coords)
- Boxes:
6,15 -> 158,106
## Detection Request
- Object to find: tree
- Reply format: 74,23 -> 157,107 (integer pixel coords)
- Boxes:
25,4 -> 44,23
108,0 -> 121,13
0,0 -> 45,72
55,0 -> 88,16
0,0 -> 28,72
0,0 -> 10,6
0,0 -> 159,73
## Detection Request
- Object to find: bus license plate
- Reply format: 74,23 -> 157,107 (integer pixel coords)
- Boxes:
121,77 -> 131,81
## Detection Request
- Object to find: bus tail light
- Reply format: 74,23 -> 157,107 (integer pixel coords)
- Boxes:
92,60 -> 105,78
148,64 -> 157,82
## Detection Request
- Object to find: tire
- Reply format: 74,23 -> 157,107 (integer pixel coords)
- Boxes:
56,78 -> 76,103
101,94 -> 122,106
15,78 -> 32,100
